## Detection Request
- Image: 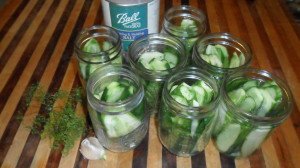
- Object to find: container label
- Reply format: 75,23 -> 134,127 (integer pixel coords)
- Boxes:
102,0 -> 160,51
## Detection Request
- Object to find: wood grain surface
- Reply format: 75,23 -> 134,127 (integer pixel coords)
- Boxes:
0,0 -> 300,167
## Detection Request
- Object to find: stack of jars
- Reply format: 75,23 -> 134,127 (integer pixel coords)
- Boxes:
73,4 -> 293,159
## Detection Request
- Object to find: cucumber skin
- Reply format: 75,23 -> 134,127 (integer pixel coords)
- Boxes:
159,99 -> 214,156
144,80 -> 163,114
78,53 -> 122,81
212,104 -> 274,158
89,99 -> 145,137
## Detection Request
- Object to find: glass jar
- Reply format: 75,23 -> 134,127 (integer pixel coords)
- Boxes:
128,33 -> 188,115
162,5 -> 207,54
192,33 -> 252,82
86,64 -> 149,152
102,0 -> 160,51
158,67 -> 219,157
74,25 -> 123,87
212,68 -> 293,158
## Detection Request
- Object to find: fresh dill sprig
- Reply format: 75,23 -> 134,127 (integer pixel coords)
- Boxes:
24,84 -> 86,155
41,103 -> 85,154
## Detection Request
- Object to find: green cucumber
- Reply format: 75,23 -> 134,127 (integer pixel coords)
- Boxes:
216,124 -> 241,152
240,128 -> 270,157
239,96 -> 256,112
201,44 -> 246,69
83,38 -> 101,53
229,52 -> 240,68
93,80 -> 143,138
246,87 -> 264,110
256,89 -> 275,116
138,51 -> 179,71
228,88 -> 246,105
101,113 -> 141,138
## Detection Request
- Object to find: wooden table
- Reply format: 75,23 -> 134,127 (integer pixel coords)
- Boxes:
0,0 -> 300,167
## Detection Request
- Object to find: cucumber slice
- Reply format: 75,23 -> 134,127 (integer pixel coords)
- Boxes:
83,38 -> 101,53
192,86 -> 206,106
139,51 -> 164,70
164,52 -> 178,68
209,55 -> 223,67
171,95 -> 188,106
216,124 -> 241,152
256,89 -> 275,117
200,54 -> 211,64
242,80 -> 259,90
228,88 -> 246,105
100,81 -> 133,103
239,96 -> 256,112
79,62 -> 87,80
215,44 -> 229,68
239,53 -> 246,66
149,58 -> 170,71
102,41 -> 113,51
246,87 -> 264,110
205,45 -> 219,55
170,85 -> 178,93
263,86 -> 282,102
179,83 -> 194,101
101,113 -> 141,138
229,52 -> 240,68
191,120 -> 199,136
241,128 -> 270,157
181,18 -> 196,28
199,81 -> 213,103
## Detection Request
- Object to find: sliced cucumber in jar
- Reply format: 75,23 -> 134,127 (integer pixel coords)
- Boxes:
93,80 -> 143,138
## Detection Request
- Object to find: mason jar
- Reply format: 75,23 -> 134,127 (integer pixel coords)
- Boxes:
212,68 -> 293,158
128,33 -> 188,115
192,33 -> 252,82
161,5 -> 207,54
86,64 -> 149,152
158,67 -> 219,157
74,25 -> 122,87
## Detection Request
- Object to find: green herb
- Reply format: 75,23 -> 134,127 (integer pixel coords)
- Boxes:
23,84 -> 86,155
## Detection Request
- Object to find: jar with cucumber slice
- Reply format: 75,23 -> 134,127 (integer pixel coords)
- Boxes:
192,33 -> 252,82
158,67 -> 219,157
212,68 -> 293,158
128,33 -> 188,115
87,65 -> 149,152
74,25 -> 123,87
162,5 -> 206,55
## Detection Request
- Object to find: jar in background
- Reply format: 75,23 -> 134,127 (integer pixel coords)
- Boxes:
128,33 -> 188,115
162,5 -> 207,54
192,33 -> 252,82
212,68 -> 293,158
87,64 -> 149,152
74,25 -> 122,87
158,67 -> 219,157
102,0 -> 160,51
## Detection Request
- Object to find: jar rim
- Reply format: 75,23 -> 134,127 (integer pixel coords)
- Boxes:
87,64 -> 145,115
162,66 -> 220,119
128,33 -> 188,81
222,68 -> 293,125
193,32 -> 252,72
74,25 -> 122,63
